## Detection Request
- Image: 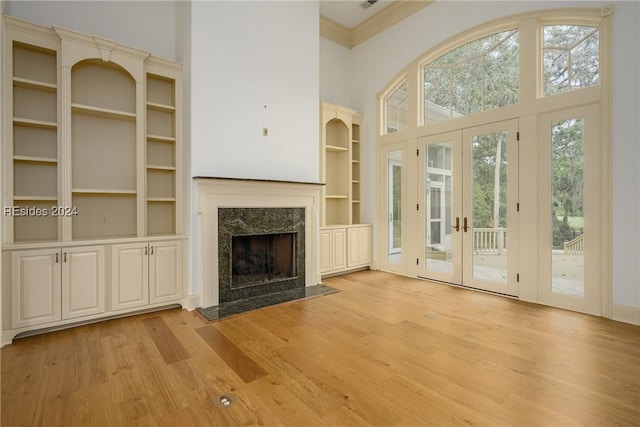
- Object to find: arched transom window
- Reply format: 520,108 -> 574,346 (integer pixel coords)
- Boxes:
423,29 -> 519,125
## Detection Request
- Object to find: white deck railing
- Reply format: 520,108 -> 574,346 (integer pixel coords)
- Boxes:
563,234 -> 584,255
473,228 -> 506,254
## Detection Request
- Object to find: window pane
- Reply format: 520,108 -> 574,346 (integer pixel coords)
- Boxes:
424,29 -> 518,124
544,49 -> 569,96
551,118 -> 584,297
571,31 -> 599,89
452,58 -> 483,116
386,80 -> 408,133
388,150 -> 402,263
543,25 -> 599,96
484,32 -> 519,109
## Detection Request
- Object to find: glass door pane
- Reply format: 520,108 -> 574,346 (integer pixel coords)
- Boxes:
426,145 -> 452,273
470,131 -> 508,283
418,132 -> 462,284
462,120 -> 518,296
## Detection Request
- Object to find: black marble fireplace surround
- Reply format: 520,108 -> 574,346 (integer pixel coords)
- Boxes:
218,207 -> 305,303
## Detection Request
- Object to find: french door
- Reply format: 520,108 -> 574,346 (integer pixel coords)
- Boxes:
418,119 -> 519,296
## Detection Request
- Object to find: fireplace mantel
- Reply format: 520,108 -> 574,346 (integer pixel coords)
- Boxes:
195,177 -> 323,307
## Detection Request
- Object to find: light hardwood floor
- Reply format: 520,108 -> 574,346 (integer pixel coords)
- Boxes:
2,270 -> 639,426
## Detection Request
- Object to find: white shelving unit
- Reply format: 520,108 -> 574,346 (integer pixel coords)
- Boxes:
319,102 -> 372,276
1,16 -> 186,344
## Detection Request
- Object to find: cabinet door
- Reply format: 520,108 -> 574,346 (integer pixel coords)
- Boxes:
149,240 -> 182,304
111,243 -> 148,311
359,226 -> 373,266
347,227 -> 361,268
320,230 -> 332,273
11,249 -> 61,328
62,246 -> 105,320
332,229 -> 347,271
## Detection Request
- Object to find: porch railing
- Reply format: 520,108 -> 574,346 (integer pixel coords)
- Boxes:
473,228 -> 506,255
563,234 -> 584,255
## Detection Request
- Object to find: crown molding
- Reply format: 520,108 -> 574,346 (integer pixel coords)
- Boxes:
351,0 -> 433,47
320,0 -> 433,49
320,15 -> 351,48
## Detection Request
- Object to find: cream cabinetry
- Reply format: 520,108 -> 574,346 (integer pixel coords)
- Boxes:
2,16 -> 182,243
2,16 -> 185,343
348,225 -> 373,268
11,245 -> 104,328
111,240 -> 182,311
320,228 -> 347,274
320,101 -> 372,276
320,225 -> 372,276
320,102 -> 362,226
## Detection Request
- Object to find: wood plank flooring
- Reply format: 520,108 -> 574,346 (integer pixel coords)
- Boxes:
2,270 -> 639,426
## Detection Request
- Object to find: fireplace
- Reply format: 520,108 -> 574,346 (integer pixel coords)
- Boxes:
218,207 -> 306,303
195,177 -> 323,308
231,232 -> 297,289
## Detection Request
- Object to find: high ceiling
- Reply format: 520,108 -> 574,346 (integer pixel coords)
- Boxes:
319,0 -> 396,29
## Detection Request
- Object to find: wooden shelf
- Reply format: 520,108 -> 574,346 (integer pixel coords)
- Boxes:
326,144 -> 348,152
71,103 -> 136,121
147,134 -> 176,143
326,195 -> 349,199
147,101 -> 175,112
13,196 -> 58,202
14,155 -> 57,164
72,189 -> 136,195
13,77 -> 56,92
147,197 -> 176,202
13,117 -> 57,129
147,165 -> 176,171
352,180 -> 360,184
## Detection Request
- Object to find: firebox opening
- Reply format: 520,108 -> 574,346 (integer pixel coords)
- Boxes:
231,232 -> 297,289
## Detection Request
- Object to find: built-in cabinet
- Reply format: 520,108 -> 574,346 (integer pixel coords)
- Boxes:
2,16 -> 185,343
11,245 -> 105,328
320,225 -> 372,276
320,102 -> 372,276
112,240 -> 182,311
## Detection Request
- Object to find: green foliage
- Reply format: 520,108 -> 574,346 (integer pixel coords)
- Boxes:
424,30 -> 519,123
543,25 -> 599,96
552,118 -> 584,217
472,132 -> 507,228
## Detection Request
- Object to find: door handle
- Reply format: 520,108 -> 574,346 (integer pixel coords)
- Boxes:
463,217 -> 469,232
452,217 -> 460,232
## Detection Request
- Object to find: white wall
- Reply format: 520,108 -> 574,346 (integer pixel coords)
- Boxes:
344,1 -> 640,308
189,1 -> 319,297
320,37 -> 352,107
189,1 -> 319,182
3,1 -> 178,61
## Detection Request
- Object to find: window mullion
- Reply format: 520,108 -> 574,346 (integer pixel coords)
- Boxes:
518,18 -> 539,104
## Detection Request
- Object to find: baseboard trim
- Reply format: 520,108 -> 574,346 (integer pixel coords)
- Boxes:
611,304 -> 640,326
183,294 -> 202,311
